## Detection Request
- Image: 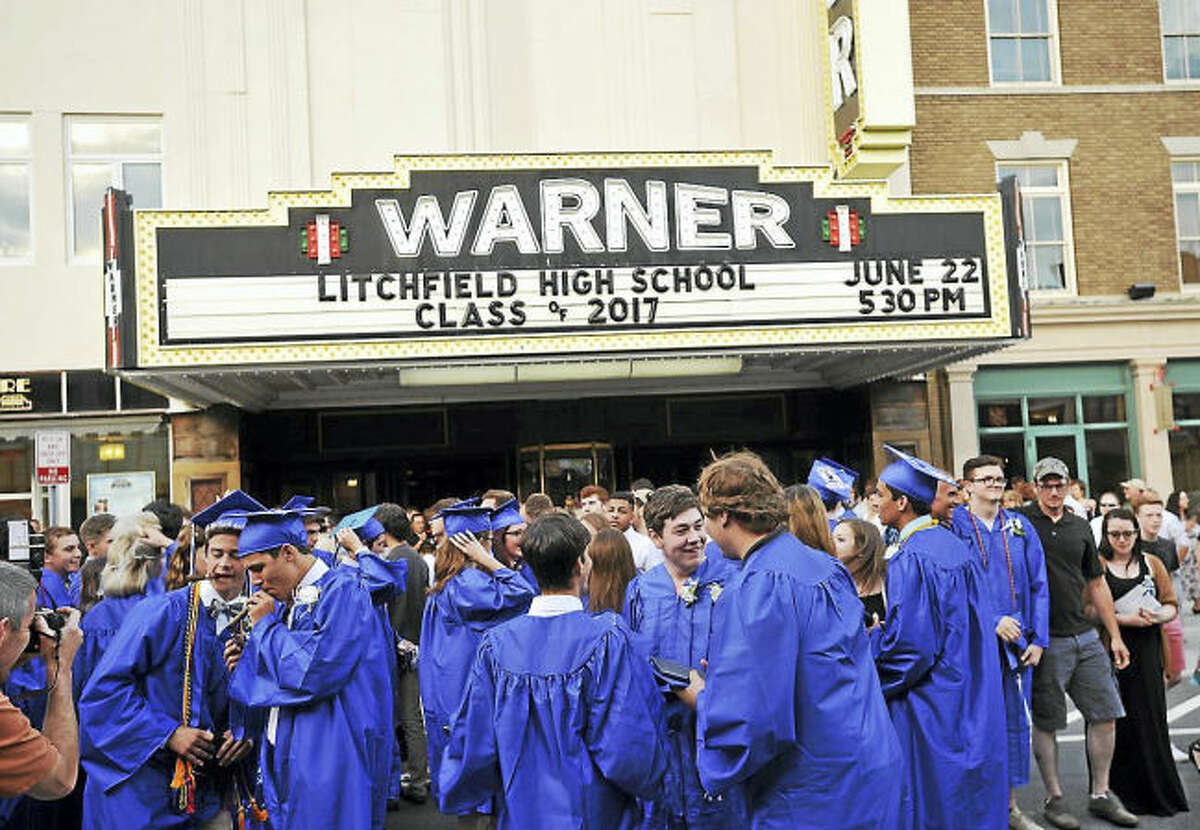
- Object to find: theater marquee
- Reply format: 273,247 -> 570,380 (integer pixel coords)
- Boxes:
103,150 -> 1025,371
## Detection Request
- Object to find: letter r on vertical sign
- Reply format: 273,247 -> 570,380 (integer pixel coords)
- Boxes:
829,16 -> 857,111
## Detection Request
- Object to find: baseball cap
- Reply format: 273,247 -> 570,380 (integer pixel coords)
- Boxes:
1119,477 -> 1146,490
1032,457 -> 1070,482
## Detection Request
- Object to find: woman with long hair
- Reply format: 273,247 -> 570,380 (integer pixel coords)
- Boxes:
832,518 -> 887,627
785,484 -> 834,554
586,528 -> 635,614
75,513 -> 169,696
1096,508 -> 1188,817
419,505 -> 535,827
164,523 -> 206,591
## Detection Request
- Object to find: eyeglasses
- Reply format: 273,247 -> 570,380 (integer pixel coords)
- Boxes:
1106,530 -> 1136,540
970,476 -> 1005,485
1099,502 -> 1120,509
1036,482 -> 1067,492
504,530 -> 523,538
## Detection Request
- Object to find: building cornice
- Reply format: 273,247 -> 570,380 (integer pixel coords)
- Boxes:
916,83 -> 1200,97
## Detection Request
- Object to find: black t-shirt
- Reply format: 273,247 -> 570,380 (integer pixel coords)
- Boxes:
1142,536 -> 1179,573
1018,503 -> 1105,637
385,543 -> 430,644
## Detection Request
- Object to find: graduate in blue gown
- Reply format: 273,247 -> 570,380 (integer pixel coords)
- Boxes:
808,458 -> 858,530
419,502 -> 536,815
78,582 -> 237,829
490,499 -> 539,592
950,456 -> 1049,822
440,513 -> 668,830
622,485 -> 744,830
872,445 -> 1008,830
680,451 -> 904,830
223,507 -> 396,830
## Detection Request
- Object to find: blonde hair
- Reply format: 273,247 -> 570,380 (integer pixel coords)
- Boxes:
101,512 -> 164,598
786,485 -> 835,554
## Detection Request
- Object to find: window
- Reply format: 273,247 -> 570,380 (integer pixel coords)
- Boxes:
1173,159 -> 1200,286
1161,0 -> 1200,81
997,162 -> 1075,291
0,115 -> 32,261
65,117 -> 162,260
986,0 -> 1059,84
977,392 -> 1133,494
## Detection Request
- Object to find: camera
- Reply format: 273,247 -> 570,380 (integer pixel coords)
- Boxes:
24,608 -> 67,654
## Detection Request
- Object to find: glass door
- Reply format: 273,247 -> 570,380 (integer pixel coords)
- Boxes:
1028,429 -> 1086,482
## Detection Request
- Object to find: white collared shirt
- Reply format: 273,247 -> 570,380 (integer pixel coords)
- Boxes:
268,558 -> 331,744
625,527 -> 663,573
197,580 -> 241,635
527,594 -> 583,618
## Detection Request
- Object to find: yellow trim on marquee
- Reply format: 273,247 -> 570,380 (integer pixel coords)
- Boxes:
132,149 -> 1011,369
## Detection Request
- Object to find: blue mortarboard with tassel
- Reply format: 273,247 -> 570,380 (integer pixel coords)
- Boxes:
807,458 -> 857,506
191,490 -> 267,534
334,506 -> 385,544
489,498 -> 523,532
228,508 -> 308,558
437,502 -> 492,536
878,444 -> 958,505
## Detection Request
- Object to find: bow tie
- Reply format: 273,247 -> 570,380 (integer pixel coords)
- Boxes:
207,597 -> 246,620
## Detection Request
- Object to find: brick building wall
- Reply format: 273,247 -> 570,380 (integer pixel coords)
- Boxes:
908,0 -> 1200,298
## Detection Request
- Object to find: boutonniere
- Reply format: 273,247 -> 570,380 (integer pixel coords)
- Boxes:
1003,518 -> 1026,538
708,583 -> 724,603
294,585 -> 321,606
679,577 -> 699,606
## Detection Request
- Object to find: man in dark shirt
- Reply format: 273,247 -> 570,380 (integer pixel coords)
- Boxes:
374,503 -> 431,805
1019,458 -> 1134,829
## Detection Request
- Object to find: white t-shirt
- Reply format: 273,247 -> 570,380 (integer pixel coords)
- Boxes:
624,527 -> 663,573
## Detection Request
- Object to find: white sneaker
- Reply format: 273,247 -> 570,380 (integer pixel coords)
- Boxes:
1172,744 -> 1189,763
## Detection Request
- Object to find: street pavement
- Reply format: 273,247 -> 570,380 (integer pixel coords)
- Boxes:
388,609 -> 1200,829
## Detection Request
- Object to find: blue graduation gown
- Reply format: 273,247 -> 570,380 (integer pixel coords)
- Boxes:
229,563 -> 394,830
695,531 -> 903,830
623,557 -> 745,830
73,593 -> 148,701
870,521 -> 1008,830
79,587 -> 228,829
440,610 -> 669,830
419,566 -> 535,810
950,505 -> 1049,788
37,570 -> 73,609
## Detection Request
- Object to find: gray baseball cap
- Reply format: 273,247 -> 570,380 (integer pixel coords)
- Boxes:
1032,457 -> 1070,481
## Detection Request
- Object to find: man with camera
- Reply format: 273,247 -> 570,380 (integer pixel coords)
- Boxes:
0,561 -> 81,802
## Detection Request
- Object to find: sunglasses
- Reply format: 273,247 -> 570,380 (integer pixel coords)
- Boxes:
1106,530 -> 1136,540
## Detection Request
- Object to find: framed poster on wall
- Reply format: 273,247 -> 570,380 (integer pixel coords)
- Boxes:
87,471 -> 156,517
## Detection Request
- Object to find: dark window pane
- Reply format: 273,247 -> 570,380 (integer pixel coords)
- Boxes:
1170,425 -> 1200,491
1082,395 -> 1125,423
120,380 -> 169,410
320,409 -> 448,452
1174,391 -> 1200,421
1085,429 -> 1131,496
66,371 -> 116,412
1028,396 -> 1077,425
1035,434 -> 1079,476
980,433 -> 1027,482
0,438 -> 32,493
978,399 -> 1023,428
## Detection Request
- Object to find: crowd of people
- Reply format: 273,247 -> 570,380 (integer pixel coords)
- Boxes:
0,445 -> 1196,830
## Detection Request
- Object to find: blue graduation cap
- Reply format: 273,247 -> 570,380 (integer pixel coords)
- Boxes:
334,506 -> 385,544
281,495 -> 332,519
229,508 -> 308,558
490,498 -> 523,532
438,504 -> 492,537
878,444 -> 958,505
807,458 -> 857,506
191,490 -> 267,533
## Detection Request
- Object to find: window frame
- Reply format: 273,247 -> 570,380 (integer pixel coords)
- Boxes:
995,159 -> 1078,295
0,113 -> 34,266
63,114 -> 164,264
1171,156 -> 1200,289
984,0 -> 1063,88
1159,0 -> 1200,84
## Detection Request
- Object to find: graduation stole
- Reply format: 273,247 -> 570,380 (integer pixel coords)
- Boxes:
170,582 -> 202,815
967,509 -> 1017,611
